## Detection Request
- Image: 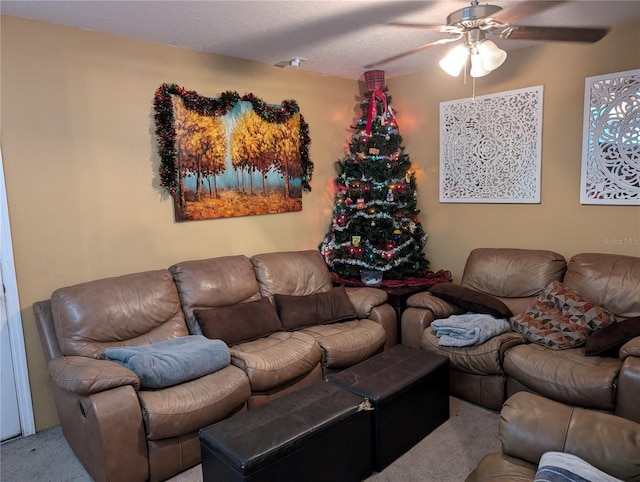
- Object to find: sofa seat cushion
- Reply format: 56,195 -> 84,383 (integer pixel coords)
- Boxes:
420,330 -> 524,376
503,344 -> 623,411
298,319 -> 386,368
138,364 -> 250,441
230,331 -> 322,391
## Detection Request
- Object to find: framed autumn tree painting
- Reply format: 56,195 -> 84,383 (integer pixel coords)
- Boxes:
154,84 -> 313,221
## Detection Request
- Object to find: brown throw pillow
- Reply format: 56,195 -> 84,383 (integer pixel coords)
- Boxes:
585,316 -> 640,357
429,283 -> 513,319
194,297 -> 283,346
274,286 -> 357,330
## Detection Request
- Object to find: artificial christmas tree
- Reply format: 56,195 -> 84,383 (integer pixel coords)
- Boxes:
320,71 -> 434,284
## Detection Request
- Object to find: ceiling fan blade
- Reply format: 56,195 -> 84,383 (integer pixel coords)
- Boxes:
363,37 -> 460,68
385,21 -> 447,31
503,25 -> 610,43
492,1 -> 566,25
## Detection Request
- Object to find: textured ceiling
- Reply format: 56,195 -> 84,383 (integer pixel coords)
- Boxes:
2,0 -> 639,80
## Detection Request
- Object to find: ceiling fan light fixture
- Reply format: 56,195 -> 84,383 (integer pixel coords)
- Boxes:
477,39 -> 507,71
439,44 -> 469,77
470,53 -> 490,77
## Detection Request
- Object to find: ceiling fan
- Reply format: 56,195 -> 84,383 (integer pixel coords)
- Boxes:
364,0 -> 610,77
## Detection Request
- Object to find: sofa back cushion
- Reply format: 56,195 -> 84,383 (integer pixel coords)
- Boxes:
251,250 -> 333,297
51,270 -> 188,358
170,255 -> 262,335
500,392 -> 640,482
563,253 -> 640,318
460,248 -> 567,314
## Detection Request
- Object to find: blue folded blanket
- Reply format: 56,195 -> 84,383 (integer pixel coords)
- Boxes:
431,313 -> 511,347
105,335 -> 230,389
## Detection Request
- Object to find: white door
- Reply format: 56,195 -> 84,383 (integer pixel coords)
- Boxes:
0,147 -> 34,441
1,263 -> 21,441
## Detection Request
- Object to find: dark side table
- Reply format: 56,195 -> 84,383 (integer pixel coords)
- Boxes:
383,285 -> 432,322
333,271 -> 452,341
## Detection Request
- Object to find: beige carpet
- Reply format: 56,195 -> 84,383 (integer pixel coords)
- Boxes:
0,397 -> 500,482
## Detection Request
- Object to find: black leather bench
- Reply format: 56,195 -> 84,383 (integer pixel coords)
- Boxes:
199,381 -> 373,482
328,344 -> 450,471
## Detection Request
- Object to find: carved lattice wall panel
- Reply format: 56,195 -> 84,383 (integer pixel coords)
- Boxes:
581,69 -> 640,205
440,86 -> 543,203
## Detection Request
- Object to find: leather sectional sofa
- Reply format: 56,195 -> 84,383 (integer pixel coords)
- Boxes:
33,250 -> 397,482
467,391 -> 640,481
402,248 -> 640,423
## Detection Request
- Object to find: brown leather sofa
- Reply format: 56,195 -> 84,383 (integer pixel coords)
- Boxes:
402,248 -> 640,421
34,250 -> 396,482
466,392 -> 640,481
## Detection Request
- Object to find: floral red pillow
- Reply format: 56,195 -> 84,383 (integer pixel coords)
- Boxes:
509,281 -> 616,350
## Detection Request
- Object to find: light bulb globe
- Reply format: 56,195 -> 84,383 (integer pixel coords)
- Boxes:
478,39 -> 507,71
439,44 -> 469,77
470,53 -> 490,78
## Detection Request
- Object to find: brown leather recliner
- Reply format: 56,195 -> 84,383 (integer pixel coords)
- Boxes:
466,392 -> 640,481
250,250 -> 392,372
34,269 -> 250,482
402,248 -> 567,410
402,248 -> 640,420
503,252 -> 640,422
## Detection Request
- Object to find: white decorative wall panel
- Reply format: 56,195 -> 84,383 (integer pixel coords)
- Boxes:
581,69 -> 640,205
440,86 -> 543,203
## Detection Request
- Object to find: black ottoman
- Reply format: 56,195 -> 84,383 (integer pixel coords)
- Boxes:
199,381 -> 373,482
328,344 -> 450,471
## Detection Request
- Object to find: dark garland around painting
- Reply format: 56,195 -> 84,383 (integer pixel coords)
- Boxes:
153,83 -> 313,221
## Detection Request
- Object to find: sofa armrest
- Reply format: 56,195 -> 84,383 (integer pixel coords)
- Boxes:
51,382 -> 149,482
401,292 -> 463,348
616,356 -> 640,424
500,392 -> 640,481
344,287 -> 387,318
49,356 -> 140,395
365,303 -> 397,348
345,287 -> 397,348
620,336 -> 640,359
405,291 -> 460,318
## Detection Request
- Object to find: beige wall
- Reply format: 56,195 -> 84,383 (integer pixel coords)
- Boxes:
388,20 -> 640,280
1,14 -> 639,431
1,15 -> 357,429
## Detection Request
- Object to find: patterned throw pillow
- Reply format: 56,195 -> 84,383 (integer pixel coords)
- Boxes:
510,280 -> 616,350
